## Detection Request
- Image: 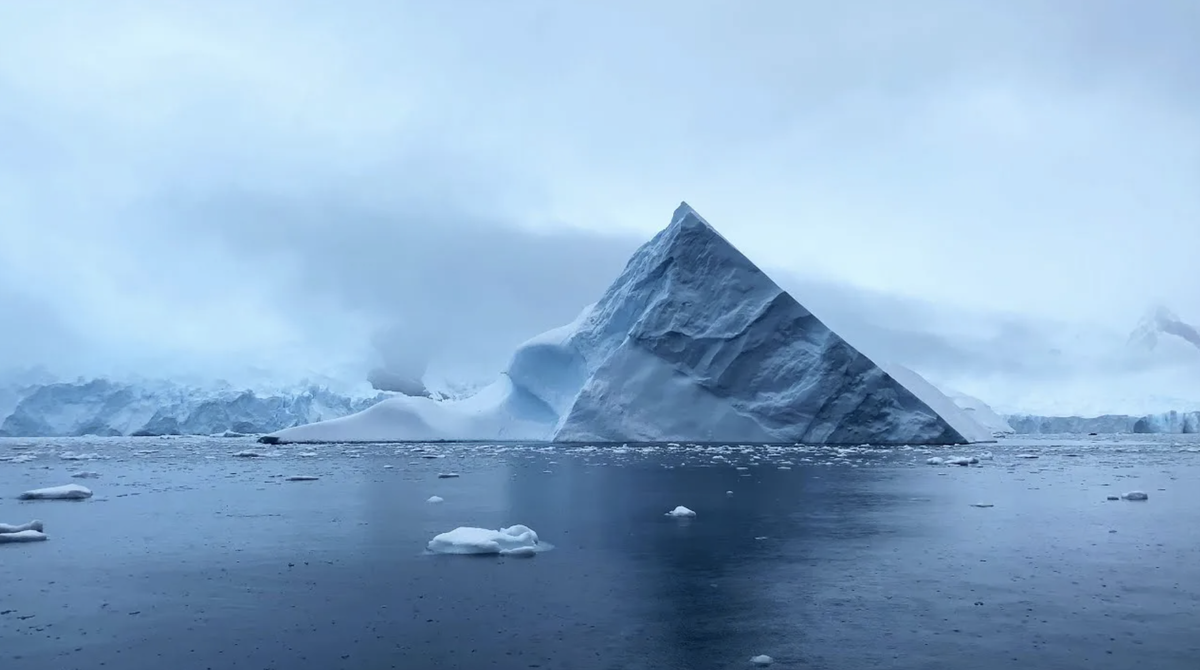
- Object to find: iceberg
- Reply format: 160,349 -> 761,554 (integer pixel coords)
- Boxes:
268,203 -> 990,445
942,389 -> 1015,436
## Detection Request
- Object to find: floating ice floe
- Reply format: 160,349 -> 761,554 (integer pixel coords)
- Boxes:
18,484 -> 93,500
426,495 -> 444,503
233,450 -> 266,458
750,654 -> 774,666
0,520 -> 43,533
59,451 -> 104,461
1122,491 -> 1149,501
0,520 -> 47,543
427,525 -> 544,556
665,506 -> 697,518
70,471 -> 101,479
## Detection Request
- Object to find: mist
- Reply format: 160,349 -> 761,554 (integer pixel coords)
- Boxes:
1,0 -> 1197,413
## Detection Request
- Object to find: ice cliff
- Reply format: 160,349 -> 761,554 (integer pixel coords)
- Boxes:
1006,410 -> 1200,435
268,202 -> 990,445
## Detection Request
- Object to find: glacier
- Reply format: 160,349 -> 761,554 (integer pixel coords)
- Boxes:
0,378 -> 387,437
1006,410 -> 1200,435
268,202 -> 991,445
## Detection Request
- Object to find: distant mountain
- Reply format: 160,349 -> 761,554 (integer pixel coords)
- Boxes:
1129,306 -> 1200,355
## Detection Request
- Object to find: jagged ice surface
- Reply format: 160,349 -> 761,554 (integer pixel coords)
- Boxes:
271,203 -> 987,445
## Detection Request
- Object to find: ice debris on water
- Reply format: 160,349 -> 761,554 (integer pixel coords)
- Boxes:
1122,491 -> 1149,501
426,495 -> 444,503
437,472 -> 460,479
0,519 -> 47,543
427,525 -> 543,555
70,471 -> 101,479
665,506 -> 697,518
750,654 -> 774,666
18,484 -> 93,500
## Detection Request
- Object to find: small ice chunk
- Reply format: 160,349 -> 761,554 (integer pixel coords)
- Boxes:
926,457 -> 944,465
945,456 -> 975,466
1015,453 -> 1039,459
18,484 -> 93,500
726,490 -> 734,496
285,475 -> 319,482
437,473 -> 460,479
0,530 -> 47,543
70,471 -> 101,479
298,452 -> 318,458
500,546 -> 537,558
977,451 -> 994,461
59,452 -> 103,461
426,495 -> 444,503
750,655 -> 774,666
0,520 -> 43,533
232,450 -> 264,458
1122,491 -> 1149,501
665,506 -> 696,518
427,524 -> 541,555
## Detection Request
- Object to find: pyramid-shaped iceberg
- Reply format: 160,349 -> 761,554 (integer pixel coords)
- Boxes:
266,203 -> 989,445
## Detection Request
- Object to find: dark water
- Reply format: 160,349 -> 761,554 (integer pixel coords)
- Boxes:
2,435 -> 1199,669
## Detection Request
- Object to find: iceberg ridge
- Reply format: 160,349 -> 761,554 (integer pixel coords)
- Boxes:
269,202 -> 989,445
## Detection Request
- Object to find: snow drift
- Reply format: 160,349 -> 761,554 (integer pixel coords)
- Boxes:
268,202 -> 990,445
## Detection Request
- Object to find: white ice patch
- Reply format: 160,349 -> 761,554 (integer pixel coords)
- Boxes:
59,451 -> 104,461
750,654 -> 774,666
426,495 -> 444,503
0,529 -> 47,543
665,505 -> 697,518
426,524 -> 545,555
18,484 -> 93,500
0,520 -> 43,533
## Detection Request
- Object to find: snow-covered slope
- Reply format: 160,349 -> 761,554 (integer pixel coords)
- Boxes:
1128,306 -> 1200,355
270,202 -> 988,445
944,390 -> 1015,436
0,379 -> 386,437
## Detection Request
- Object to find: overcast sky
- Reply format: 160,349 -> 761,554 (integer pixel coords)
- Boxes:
0,0 -> 1197,405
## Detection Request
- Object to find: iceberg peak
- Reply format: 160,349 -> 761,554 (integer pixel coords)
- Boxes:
267,203 -> 989,445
